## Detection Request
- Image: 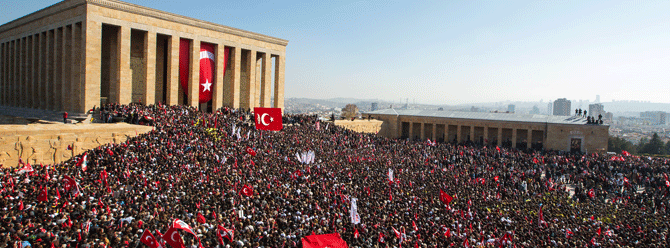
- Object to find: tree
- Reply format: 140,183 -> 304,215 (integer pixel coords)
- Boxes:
641,133 -> 665,155
341,104 -> 359,120
608,136 -> 636,154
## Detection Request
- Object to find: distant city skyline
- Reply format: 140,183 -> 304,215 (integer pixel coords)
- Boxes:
3,0 -> 668,105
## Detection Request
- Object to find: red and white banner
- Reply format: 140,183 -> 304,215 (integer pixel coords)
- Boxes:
172,219 -> 196,236
439,189 -> 453,205
77,154 -> 88,172
217,225 -> 234,243
198,43 -> 215,103
240,184 -> 254,197
36,187 -> 48,202
17,162 -> 34,174
162,227 -> 185,248
141,229 -> 163,248
301,233 -> 348,248
254,107 -> 282,131
180,40 -> 230,104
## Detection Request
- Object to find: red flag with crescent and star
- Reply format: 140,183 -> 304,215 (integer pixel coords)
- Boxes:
254,107 -> 282,131
162,227 -> 185,248
439,189 -> 453,205
198,43 -> 215,103
141,229 -> 163,248
172,219 -> 196,236
179,41 -> 230,104
240,184 -> 254,197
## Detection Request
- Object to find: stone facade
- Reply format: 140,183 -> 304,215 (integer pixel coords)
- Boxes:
0,0 -> 287,113
369,113 -> 609,153
0,123 -> 153,167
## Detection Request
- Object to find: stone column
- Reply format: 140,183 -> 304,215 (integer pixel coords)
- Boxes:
19,37 -> 25,108
420,123 -> 425,140
188,40 -> 200,107
165,36 -> 179,105
31,34 -> 39,109
212,44 -> 225,111
432,123 -> 437,141
1,42 -> 5,105
470,125 -> 475,142
511,129 -> 517,148
408,122 -> 414,139
456,125 -> 462,143
5,41 -> 9,105
39,34 -> 46,109
13,39 -> 19,106
81,21 -> 101,113
62,25 -> 72,112
254,53 -> 262,108
8,40 -> 13,106
0,42 -> 4,105
15,39 -> 20,107
273,54 -> 285,111
53,28 -> 63,111
224,47 -> 241,109
144,31 -> 156,104
47,30 -> 56,110
483,127 -> 489,145
527,129 -> 533,149
117,26 -> 132,105
241,49 -> 256,109
497,128 -> 502,147
260,52 -> 272,107
70,26 -> 81,112
444,123 -> 450,143
23,37 -> 29,108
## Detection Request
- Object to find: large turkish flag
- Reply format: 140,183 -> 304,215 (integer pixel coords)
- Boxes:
198,43 -> 216,103
254,107 -> 282,131
301,233 -> 348,248
140,229 -> 162,248
181,41 -> 230,104
162,227 -> 185,248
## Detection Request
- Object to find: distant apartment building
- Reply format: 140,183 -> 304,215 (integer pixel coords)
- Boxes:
640,111 -> 668,125
547,103 -> 553,116
507,104 -> 515,113
588,103 -> 605,118
371,102 -> 379,111
553,98 -> 571,116
530,105 -> 540,115
604,112 -> 613,122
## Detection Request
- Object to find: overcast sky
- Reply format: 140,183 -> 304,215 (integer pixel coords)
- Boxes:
3,0 -> 669,105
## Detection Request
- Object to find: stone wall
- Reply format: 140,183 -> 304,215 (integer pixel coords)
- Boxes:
369,113 -> 609,152
334,120 -> 383,134
0,123 -> 153,167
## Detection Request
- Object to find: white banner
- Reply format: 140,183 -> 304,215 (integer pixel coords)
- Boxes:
350,198 -> 361,224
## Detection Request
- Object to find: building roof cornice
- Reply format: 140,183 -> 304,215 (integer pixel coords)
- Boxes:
0,0 -> 289,47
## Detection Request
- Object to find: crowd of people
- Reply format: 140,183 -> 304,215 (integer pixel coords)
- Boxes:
1,103 -> 670,247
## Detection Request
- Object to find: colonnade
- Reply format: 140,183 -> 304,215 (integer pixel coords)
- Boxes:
0,21 -> 285,113
0,22 -> 84,112
403,121 -> 545,149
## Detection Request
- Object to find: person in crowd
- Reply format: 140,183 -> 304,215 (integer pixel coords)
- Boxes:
1,103 -> 668,247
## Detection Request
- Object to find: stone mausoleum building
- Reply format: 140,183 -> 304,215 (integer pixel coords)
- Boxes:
0,0 -> 287,114
368,109 -> 609,153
